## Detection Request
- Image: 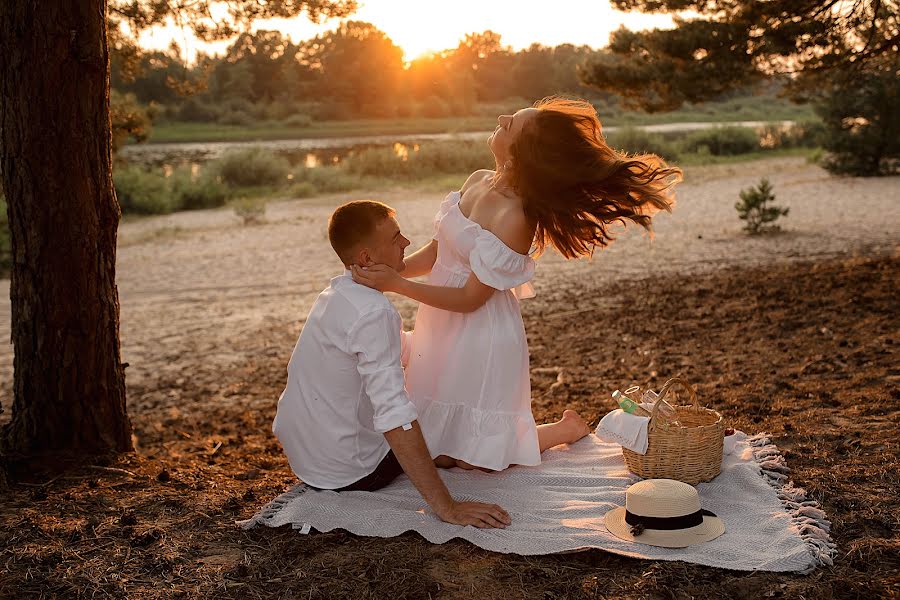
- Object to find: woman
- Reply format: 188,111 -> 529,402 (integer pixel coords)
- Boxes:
352,97 -> 682,471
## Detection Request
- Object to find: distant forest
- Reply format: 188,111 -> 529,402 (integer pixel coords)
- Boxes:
111,21 -> 779,132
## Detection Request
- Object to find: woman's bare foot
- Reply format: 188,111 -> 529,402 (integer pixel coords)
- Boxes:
537,409 -> 591,452
560,409 -> 591,443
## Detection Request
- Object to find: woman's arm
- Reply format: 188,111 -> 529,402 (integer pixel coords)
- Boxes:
352,265 -> 495,313
400,240 -> 437,279
398,170 -> 493,281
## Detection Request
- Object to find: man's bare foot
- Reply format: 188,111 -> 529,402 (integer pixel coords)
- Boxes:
434,455 -> 457,469
455,459 -> 495,473
560,409 -> 591,443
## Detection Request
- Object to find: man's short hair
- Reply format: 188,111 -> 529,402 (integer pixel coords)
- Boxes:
328,200 -> 396,265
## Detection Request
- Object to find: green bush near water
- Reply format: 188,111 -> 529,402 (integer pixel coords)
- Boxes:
680,126 -> 761,156
115,164 -> 229,216
290,166 -> 366,195
343,140 -> 493,179
607,128 -> 680,161
603,123 -> 821,163
113,167 -> 174,214
215,148 -> 291,188
111,121 -> 827,222
169,167 -> 229,210
759,120 -> 826,149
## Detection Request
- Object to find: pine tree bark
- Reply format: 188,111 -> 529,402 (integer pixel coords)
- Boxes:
0,1 -> 133,458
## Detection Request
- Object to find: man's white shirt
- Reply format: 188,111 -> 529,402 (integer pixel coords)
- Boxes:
273,271 -> 417,489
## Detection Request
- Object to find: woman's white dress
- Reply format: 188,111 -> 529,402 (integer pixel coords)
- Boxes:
405,191 -> 541,471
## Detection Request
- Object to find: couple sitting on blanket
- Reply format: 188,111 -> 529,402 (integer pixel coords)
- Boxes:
273,98 -> 681,529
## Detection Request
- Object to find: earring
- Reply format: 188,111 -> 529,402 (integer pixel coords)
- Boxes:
503,160 -> 513,172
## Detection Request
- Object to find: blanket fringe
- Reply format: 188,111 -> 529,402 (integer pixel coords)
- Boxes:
745,433 -> 837,572
236,483 -> 309,530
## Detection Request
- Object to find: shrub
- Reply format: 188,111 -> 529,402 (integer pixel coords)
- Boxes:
607,127 -> 680,161
291,166 -> 364,194
221,97 -> 258,116
177,97 -> 220,123
232,197 -> 267,225
170,167 -> 229,210
412,140 -> 493,174
213,148 -> 290,188
343,140 -> 492,179
344,146 -> 410,178
360,101 -> 397,119
287,181 -> 318,198
681,126 -> 759,156
263,100 -> 298,121
816,60 -> 899,176
312,100 -> 355,120
217,110 -> 254,127
784,120 -> 826,148
419,97 -> 451,118
735,178 -> 789,234
113,166 -> 174,215
283,113 -> 313,128
758,120 -> 826,149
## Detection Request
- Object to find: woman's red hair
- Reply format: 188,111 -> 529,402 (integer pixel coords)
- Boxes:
508,97 -> 682,258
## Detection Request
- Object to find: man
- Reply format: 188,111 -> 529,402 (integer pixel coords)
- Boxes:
273,200 -> 510,529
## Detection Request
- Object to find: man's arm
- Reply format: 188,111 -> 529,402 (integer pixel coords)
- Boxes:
383,422 -> 510,529
351,308 -> 510,528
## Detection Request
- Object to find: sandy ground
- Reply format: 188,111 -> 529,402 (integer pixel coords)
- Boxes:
0,157 -> 898,599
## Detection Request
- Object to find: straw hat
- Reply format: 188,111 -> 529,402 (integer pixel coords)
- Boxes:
604,479 -> 725,548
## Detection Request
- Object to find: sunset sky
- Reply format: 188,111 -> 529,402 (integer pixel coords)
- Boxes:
138,0 -> 679,62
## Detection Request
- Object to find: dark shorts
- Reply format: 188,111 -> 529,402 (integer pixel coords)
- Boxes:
313,450 -> 404,493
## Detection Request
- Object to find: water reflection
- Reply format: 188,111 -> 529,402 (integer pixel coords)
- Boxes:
118,130 -> 492,170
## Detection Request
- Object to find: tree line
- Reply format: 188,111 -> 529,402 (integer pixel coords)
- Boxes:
111,24 -> 602,126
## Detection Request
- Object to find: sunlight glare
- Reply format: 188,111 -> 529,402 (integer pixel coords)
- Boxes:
137,0 -> 679,63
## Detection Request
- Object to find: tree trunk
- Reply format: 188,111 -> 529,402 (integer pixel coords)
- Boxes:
0,1 -> 132,458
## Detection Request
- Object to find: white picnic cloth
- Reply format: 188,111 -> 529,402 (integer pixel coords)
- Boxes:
596,409 -> 650,454
239,430 -> 835,572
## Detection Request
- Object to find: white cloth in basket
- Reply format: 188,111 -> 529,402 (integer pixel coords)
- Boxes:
596,409 -> 649,454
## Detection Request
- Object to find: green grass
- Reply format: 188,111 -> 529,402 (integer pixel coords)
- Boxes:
677,147 -> 817,166
607,97 -> 816,127
143,96 -> 817,144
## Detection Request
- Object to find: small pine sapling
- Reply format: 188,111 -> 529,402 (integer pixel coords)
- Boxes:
735,178 -> 789,234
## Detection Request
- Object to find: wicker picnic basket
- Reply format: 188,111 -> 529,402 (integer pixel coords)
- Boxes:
622,377 -> 725,485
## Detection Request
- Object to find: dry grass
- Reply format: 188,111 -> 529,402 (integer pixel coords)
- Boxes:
1,254 -> 898,599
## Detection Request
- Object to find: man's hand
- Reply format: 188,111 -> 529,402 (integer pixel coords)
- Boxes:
434,500 -> 511,529
382,422 -> 512,530
351,264 -> 405,293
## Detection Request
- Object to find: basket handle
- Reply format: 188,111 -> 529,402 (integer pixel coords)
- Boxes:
648,377 -> 698,431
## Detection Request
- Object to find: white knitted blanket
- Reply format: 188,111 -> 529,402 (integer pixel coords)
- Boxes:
239,431 -> 835,572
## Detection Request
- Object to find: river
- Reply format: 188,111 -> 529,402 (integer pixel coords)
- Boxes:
118,120 -> 793,168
